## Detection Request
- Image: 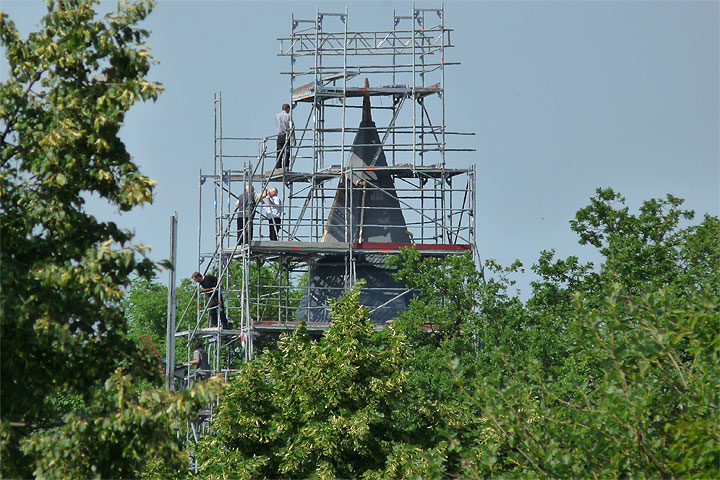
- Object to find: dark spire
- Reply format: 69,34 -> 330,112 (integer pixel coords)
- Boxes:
296,88 -> 412,324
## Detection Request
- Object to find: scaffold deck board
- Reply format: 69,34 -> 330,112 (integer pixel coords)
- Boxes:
254,321 -> 332,332
173,324 -> 334,337
229,164 -> 468,184
254,321 -> 385,332
225,241 -> 350,257
223,241 -> 471,258
293,85 -> 441,102
174,327 -> 245,338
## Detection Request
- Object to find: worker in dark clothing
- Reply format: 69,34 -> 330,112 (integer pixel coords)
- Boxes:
189,338 -> 211,381
191,271 -> 228,329
236,185 -> 261,244
275,103 -> 295,170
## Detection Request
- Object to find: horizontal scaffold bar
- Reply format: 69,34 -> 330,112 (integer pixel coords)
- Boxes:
284,63 -> 459,76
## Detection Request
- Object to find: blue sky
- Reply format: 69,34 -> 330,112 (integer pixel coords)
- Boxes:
2,0 -> 718,296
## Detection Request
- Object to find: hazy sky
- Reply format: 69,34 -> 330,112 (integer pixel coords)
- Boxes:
3,1 -> 718,296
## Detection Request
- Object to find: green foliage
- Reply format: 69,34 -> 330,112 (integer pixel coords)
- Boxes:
195,282 -> 446,479
1,0 -> 160,411
124,276 -> 168,345
18,369 -> 223,479
570,188 -> 716,296
196,188 -> 718,479
463,287 -> 719,479
0,1 -> 217,477
391,249 -> 483,342
454,188 -> 720,478
388,249 -> 488,468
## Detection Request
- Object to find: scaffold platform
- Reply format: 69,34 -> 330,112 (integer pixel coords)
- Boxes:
222,241 -> 471,259
238,164 -> 472,184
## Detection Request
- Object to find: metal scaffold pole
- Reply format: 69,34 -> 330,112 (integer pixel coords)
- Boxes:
165,213 -> 177,391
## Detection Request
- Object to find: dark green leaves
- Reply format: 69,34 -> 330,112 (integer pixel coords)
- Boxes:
0,1 -> 194,478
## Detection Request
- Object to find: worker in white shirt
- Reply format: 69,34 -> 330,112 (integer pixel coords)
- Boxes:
262,187 -> 282,241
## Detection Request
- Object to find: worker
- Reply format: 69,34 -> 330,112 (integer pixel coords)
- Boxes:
189,338 -> 211,381
275,103 -> 295,170
262,187 -> 282,241
191,271 -> 228,329
236,185 -> 261,244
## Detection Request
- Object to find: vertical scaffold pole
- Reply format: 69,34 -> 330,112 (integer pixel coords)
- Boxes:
341,6 -> 348,170
471,164 -> 476,247
213,96 -> 219,267
411,2 -> 416,168
441,3 -> 446,167
165,212 -> 178,391
314,6 -> 320,173
216,93 -> 224,375
192,169 -> 202,387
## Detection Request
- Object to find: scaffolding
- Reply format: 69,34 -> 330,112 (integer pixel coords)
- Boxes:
170,3 -> 477,410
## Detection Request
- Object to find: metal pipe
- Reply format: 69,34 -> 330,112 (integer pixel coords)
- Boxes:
165,213 -> 178,391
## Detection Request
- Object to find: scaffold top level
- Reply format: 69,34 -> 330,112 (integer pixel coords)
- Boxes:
279,27 -> 453,57
279,6 -> 453,61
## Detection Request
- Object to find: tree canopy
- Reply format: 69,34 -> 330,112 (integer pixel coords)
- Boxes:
192,188 -> 718,479
0,2 -> 221,477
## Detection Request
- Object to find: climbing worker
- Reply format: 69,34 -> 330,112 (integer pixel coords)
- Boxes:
191,271 -> 228,329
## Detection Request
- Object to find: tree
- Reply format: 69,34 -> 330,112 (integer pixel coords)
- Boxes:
0,1 -> 221,477
388,249 -> 490,461
125,276 -> 168,342
185,189 -> 718,479
456,189 -> 720,478
384,190 -> 719,479
123,275 -> 198,360
194,282 -> 461,479
19,369 -> 223,479
460,285 -> 719,479
569,188 -> 718,297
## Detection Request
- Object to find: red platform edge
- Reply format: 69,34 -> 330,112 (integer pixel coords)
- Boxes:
352,242 -> 471,251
